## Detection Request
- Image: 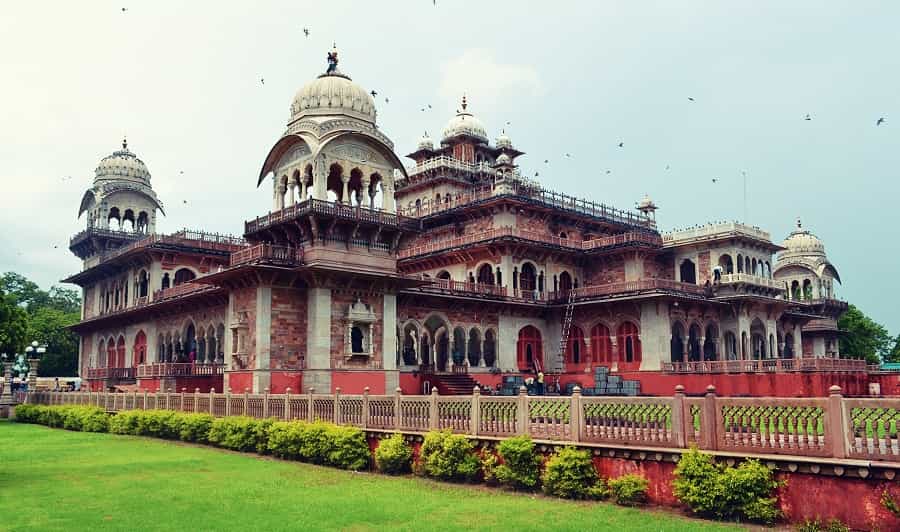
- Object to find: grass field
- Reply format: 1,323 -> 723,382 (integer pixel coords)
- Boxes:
0,421 -> 745,532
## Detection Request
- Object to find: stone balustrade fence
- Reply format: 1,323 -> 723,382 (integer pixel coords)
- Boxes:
25,385 -> 900,463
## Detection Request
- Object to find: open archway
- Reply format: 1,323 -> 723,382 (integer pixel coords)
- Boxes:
517,325 -> 542,371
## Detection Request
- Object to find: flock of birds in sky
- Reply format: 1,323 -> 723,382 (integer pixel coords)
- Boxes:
32,5 -> 890,258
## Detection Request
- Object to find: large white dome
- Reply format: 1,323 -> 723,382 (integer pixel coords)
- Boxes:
94,140 -> 151,183
441,96 -> 488,143
290,71 -> 376,124
781,222 -> 826,256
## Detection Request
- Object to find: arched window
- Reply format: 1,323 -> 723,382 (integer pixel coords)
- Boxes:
350,326 -> 364,354
138,270 -> 149,298
519,263 -> 537,292
467,328 -> 482,366
558,271 -> 573,292
688,324 -> 702,361
174,268 -> 196,286
718,255 -> 734,275
483,329 -> 497,367
803,279 -> 813,300
591,323 -> 613,364
565,326 -> 586,366
671,322 -> 685,363
680,259 -> 697,284
750,319 -> 766,359
452,327 -> 466,365
724,332 -> 738,360
133,330 -> 147,366
703,324 -> 718,361
791,280 -> 801,300
744,256 -> 751,274
161,273 -> 171,290
476,264 -> 494,285
436,270 -> 451,281
97,339 -> 106,368
617,322 -> 641,364
559,232 -> 568,239
737,254 -> 744,273
516,325 -> 542,371
784,333 -> 795,358
116,336 -> 125,368
751,258 -> 758,276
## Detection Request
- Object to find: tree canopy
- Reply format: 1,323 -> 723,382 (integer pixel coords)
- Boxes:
838,304 -> 892,365
0,272 -> 81,376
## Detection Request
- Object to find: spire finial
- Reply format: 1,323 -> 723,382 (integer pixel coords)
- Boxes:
326,43 -> 339,74
797,217 -> 802,229
461,94 -> 468,112
122,136 -> 127,150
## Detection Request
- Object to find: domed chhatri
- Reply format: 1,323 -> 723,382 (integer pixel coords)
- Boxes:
417,131 -> 434,151
780,219 -> 826,256
496,130 -> 513,149
441,95 -> 488,144
495,152 -> 512,165
94,138 -> 152,184
290,46 -> 377,124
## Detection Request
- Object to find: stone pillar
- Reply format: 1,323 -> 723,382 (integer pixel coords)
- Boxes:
361,175 -> 371,208
340,175 -> 350,205
286,182 -> 296,207
300,176 -> 307,201
304,287 -> 333,392
253,286 -> 272,393
793,323 -> 803,359
382,178 -> 395,213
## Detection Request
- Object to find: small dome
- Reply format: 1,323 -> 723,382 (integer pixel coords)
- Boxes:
638,194 -> 657,210
781,220 -> 825,256
290,50 -> 376,124
417,131 -> 434,151
496,130 -> 512,149
442,96 -> 488,144
495,153 -> 512,165
94,139 -> 151,183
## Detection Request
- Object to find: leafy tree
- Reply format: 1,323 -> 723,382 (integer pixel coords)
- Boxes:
27,306 -> 79,376
887,335 -> 900,364
838,305 -> 891,364
0,287 -> 28,355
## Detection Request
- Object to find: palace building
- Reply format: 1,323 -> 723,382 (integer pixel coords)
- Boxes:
67,52 -> 861,397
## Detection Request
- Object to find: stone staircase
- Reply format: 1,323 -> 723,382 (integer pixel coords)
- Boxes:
432,373 -> 480,395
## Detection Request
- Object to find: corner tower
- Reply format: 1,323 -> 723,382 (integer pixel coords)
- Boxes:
70,139 -> 164,265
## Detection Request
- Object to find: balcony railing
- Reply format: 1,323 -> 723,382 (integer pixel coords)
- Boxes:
99,229 -> 247,263
245,198 -> 420,235
85,367 -> 136,380
718,273 -> 785,291
29,386 -> 900,463
399,227 -> 661,260
230,244 -> 304,267
136,363 -> 225,378
398,179 -> 656,229
662,357 -> 868,374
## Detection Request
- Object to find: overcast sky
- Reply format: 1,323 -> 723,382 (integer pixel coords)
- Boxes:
1,1 -> 897,331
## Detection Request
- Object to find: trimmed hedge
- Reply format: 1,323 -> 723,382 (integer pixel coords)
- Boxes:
608,474 -> 649,506
418,430 -> 481,482
16,404 -> 108,433
375,433 -> 413,475
495,435 -> 542,490
541,447 -> 607,500
267,421 -> 370,471
208,416 -> 273,453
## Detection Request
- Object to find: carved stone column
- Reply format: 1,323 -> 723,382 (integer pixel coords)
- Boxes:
340,175 -> 350,205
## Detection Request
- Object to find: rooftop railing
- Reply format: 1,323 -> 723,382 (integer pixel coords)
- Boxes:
85,367 -> 136,380
718,273 -> 785,291
95,229 -> 247,264
663,222 -> 771,245
245,198 -> 420,235
399,227 -> 661,259
29,386 -> 900,463
398,178 -> 656,229
136,363 -> 224,378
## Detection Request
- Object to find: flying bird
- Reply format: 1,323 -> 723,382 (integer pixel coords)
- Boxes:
384,97 -> 389,103
121,7 -> 127,12
804,113 -> 811,121
370,90 -> 378,97
712,178 -> 719,183
61,175 -> 73,181
605,170 -> 611,174
427,104 -> 432,109
179,170 -> 184,175
617,142 -> 624,148
688,97 -> 695,102
303,27 -> 310,37
665,164 -> 670,170
182,200 -> 188,205
543,159 -> 549,164
260,78 -> 265,85
876,117 -> 886,126
564,153 -> 571,158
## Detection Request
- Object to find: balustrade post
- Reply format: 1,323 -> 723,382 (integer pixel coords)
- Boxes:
394,387 -> 402,430
307,388 -> 314,422
181,388 -> 187,411
828,385 -> 849,459
225,388 -> 232,416
194,388 -> 200,412
132,389 -> 138,411
263,388 -> 270,418
334,388 -> 342,425
672,385 -> 687,447
517,385 -> 528,436
209,388 -> 215,416
428,387 -> 439,430
362,387 -> 370,429
243,389 -> 249,416
701,385 -> 718,450
570,386 -> 582,442
471,386 -> 481,436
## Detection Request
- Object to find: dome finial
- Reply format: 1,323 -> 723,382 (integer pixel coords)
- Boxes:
461,94 -> 468,112
796,217 -> 802,229
122,136 -> 127,150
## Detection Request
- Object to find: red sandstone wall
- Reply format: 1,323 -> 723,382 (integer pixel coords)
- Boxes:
697,251 -> 711,284
616,371 -> 871,397
227,372 -> 253,393
332,371 -> 386,394
583,255 -> 626,285
231,287 -> 258,369
645,255 -> 675,280
82,285 -> 96,319
515,213 -> 584,241
270,371 -> 302,393
270,287 -> 307,370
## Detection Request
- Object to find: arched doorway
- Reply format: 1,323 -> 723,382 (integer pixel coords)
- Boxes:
703,324 -> 718,361
565,326 -> 586,370
670,323 -> 685,363
115,336 -> 126,368
680,260 -> 697,284
688,324 -> 702,362
558,271 -> 573,293
617,322 -> 641,366
452,327 -> 466,365
750,319 -> 766,359
724,332 -> 738,360
174,268 -> 196,286
517,325 -> 542,371
185,323 -> 197,363
519,263 -> 537,292
784,333 -> 795,358
133,331 -> 147,366
476,264 -> 495,285
435,330 -> 450,371
483,330 -> 497,367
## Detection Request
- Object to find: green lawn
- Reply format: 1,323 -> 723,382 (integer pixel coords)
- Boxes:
0,421 -> 744,532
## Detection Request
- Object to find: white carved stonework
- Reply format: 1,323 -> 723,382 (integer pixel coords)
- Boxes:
345,298 -> 376,357
275,144 -> 311,175
328,143 -> 378,165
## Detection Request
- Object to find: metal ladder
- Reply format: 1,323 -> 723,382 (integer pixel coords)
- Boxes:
557,289 -> 576,366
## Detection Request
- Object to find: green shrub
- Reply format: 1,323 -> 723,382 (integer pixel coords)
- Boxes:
419,430 -> 480,482
608,474 -> 649,506
325,424 -> 369,471
673,447 -> 780,524
297,422 -> 332,464
14,404 -> 41,423
15,405 -> 109,432
208,416 -> 272,453
495,435 -> 542,490
375,433 -> 413,475
541,447 -> 606,500
480,450 -> 500,486
267,421 -> 307,460
795,518 -> 850,532
177,413 -> 214,443
109,410 -> 142,435
882,490 -> 900,518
